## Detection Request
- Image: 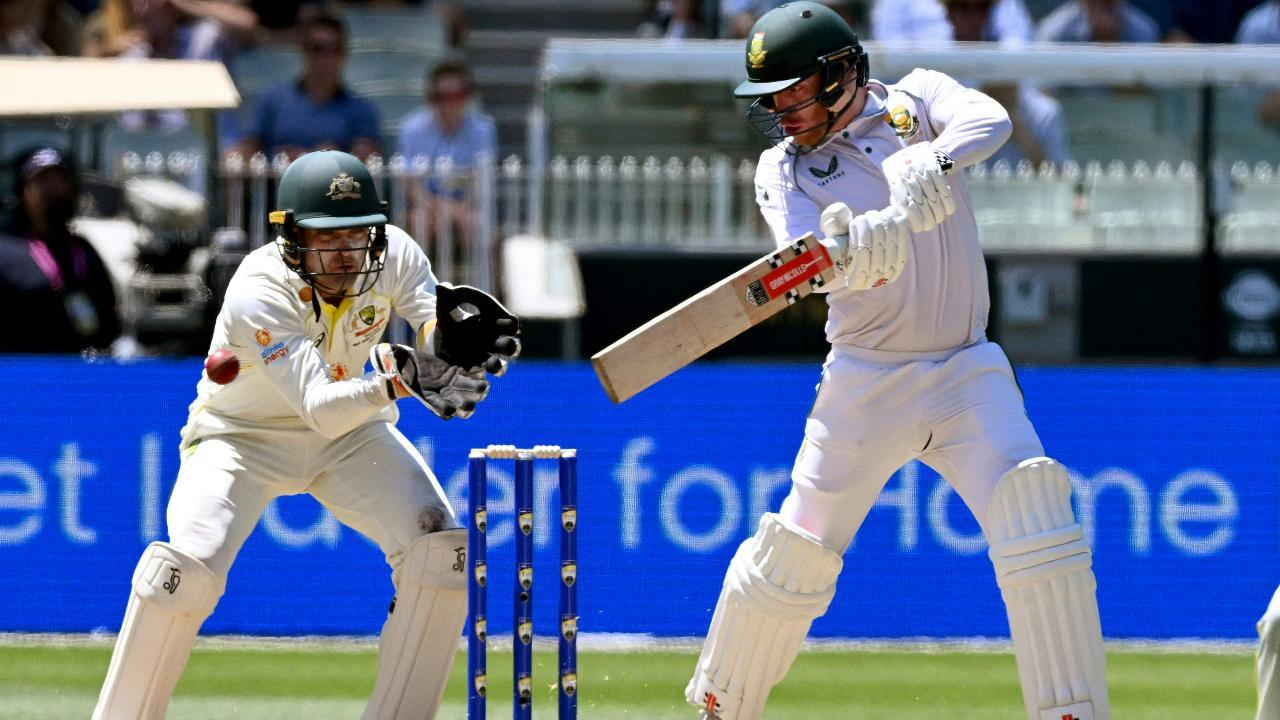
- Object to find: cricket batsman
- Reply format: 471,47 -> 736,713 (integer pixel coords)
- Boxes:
685,3 -> 1110,718
92,150 -> 519,719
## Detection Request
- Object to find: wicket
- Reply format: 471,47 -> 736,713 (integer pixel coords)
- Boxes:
467,445 -> 578,720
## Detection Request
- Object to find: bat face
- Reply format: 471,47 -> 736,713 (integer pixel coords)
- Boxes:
592,233 -> 834,403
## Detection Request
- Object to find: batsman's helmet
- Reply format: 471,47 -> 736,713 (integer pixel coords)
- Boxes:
733,2 -> 868,152
269,150 -> 389,298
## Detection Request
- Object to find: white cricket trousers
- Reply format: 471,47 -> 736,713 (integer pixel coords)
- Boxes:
781,340 -> 1044,552
168,420 -> 457,579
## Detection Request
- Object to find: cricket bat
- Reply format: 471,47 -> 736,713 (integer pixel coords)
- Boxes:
591,232 -> 835,403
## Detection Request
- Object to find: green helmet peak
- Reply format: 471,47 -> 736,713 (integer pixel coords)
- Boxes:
734,1 -> 866,99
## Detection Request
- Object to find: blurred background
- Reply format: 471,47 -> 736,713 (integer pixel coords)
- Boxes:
1,1 -> 1278,717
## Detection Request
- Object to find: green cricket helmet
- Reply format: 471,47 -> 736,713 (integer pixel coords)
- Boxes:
269,150 -> 389,300
734,2 -> 869,153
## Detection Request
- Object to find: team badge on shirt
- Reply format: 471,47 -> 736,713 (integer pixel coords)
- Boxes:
327,173 -> 362,201
748,32 -> 767,69
358,305 -> 377,326
886,104 -> 920,139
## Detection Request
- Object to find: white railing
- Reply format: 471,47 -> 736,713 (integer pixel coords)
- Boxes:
1221,162 -> 1280,255
114,152 -> 1280,264
968,159 -> 1205,255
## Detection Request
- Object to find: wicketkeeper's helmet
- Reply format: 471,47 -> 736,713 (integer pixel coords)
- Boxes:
733,1 -> 869,153
269,150 -> 389,298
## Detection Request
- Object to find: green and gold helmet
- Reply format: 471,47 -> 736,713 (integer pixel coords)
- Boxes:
269,150 -> 389,299
734,2 -> 868,153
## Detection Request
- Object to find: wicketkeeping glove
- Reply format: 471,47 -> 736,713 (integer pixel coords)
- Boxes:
819,202 -> 910,290
371,342 -> 490,420
880,141 -> 956,233
433,283 -> 521,376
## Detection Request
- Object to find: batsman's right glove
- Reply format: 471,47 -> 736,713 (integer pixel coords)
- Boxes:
371,342 -> 490,420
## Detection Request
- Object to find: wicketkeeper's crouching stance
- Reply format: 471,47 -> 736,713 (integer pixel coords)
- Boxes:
685,4 -> 1109,719
93,150 -> 520,719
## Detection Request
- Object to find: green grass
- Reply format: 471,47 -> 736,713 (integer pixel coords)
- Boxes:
0,639 -> 1256,719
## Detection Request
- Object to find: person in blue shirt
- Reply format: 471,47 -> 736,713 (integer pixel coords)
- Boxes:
232,12 -> 380,161
395,61 -> 496,265
1035,0 -> 1160,43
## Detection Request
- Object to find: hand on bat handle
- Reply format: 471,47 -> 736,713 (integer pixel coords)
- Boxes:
880,141 -> 957,233
819,203 -> 910,291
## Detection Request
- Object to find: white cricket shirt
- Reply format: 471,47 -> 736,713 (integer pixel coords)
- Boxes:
183,225 -> 437,440
754,68 -> 1012,353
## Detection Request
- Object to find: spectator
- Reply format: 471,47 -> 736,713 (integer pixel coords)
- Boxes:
876,0 -> 1068,166
640,0 -> 703,39
1036,0 -> 1160,43
943,0 -> 1070,166
396,60 -> 495,267
247,0 -> 322,43
1237,0 -> 1280,44
1161,0 -> 1264,43
0,147 -> 120,354
0,0 -> 52,55
230,13 -> 381,161
1236,0 -> 1280,131
83,0 -> 256,59
873,0 -> 1033,44
83,0 -> 256,137
721,0 -> 786,38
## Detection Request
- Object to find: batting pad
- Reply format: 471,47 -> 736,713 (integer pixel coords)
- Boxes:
362,529 -> 468,720
93,542 -> 224,720
987,458 -> 1110,720
686,513 -> 843,719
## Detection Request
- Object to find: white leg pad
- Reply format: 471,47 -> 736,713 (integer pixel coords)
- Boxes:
93,542 -> 224,720
362,529 -> 468,720
987,458 -> 1110,720
685,513 -> 843,720
1255,586 -> 1280,720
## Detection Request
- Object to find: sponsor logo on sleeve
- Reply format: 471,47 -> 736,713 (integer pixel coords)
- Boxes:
255,328 -> 273,346
260,340 -> 288,364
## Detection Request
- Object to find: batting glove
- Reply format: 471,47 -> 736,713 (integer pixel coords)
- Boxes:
880,141 -> 956,233
820,202 -> 910,290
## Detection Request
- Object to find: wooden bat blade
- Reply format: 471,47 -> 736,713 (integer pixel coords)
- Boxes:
591,233 -> 834,403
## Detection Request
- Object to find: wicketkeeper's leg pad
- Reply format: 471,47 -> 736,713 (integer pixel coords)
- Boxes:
93,542 -> 224,720
362,528 -> 469,720
987,457 -> 1110,720
685,513 -> 843,720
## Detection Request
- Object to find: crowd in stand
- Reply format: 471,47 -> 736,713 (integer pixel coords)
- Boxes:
1,0 -> 1279,355
646,0 -> 1280,45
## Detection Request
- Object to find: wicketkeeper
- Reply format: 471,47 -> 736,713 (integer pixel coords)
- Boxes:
92,150 -> 519,719
685,4 -> 1110,719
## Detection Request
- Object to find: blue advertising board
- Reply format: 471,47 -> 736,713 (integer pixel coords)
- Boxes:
0,357 -> 1276,640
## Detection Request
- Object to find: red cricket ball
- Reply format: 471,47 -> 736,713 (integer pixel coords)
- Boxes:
204,348 -> 240,385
